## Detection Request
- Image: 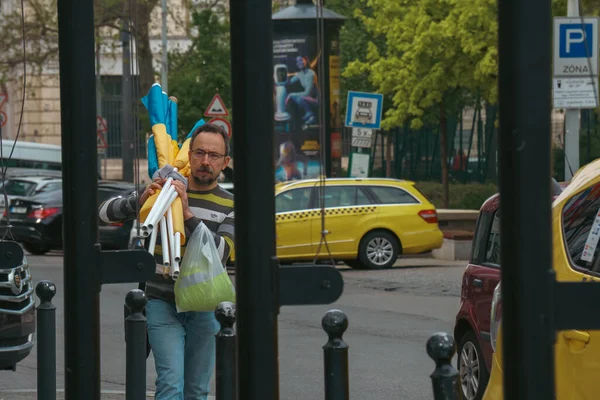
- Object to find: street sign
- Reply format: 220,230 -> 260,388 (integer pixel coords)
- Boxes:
351,127 -> 373,148
553,77 -> 599,108
204,94 -> 229,117
97,133 -> 108,153
349,152 -> 370,178
554,17 -> 599,77
209,117 -> 232,137
96,116 -> 108,153
345,91 -> 384,129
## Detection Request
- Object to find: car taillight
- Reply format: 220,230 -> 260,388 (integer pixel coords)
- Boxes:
490,281 -> 502,352
27,207 -> 60,220
418,209 -> 438,223
110,222 -> 124,227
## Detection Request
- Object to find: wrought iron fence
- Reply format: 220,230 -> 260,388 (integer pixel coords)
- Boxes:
339,104 -> 588,185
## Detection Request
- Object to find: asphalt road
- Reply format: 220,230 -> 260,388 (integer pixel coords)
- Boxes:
0,252 -> 466,400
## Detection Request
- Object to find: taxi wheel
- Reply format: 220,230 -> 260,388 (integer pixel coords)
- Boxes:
358,231 -> 400,269
457,330 -> 489,400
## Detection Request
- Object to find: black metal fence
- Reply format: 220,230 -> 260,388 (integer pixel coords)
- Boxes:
339,105 -> 600,185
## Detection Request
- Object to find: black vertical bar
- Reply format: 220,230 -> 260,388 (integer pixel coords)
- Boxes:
36,281 -> 57,400
215,302 -> 237,400
322,310 -> 349,400
56,0 -> 101,398
229,0 -> 279,399
121,8 -> 134,183
426,333 -> 460,400
498,0 -> 555,397
125,290 -> 147,400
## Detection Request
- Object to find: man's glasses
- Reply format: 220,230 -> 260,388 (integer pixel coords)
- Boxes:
191,149 -> 226,161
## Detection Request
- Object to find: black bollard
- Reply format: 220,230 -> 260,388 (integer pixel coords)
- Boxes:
426,332 -> 461,400
125,289 -> 148,400
36,280 -> 57,400
322,309 -> 349,400
215,301 -> 236,400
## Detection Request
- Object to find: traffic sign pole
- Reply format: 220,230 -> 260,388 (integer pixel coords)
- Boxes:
565,0 -> 580,180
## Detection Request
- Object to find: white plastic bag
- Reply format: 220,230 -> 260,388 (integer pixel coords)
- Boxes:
174,222 -> 235,312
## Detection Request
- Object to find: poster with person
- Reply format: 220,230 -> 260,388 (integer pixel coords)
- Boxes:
273,34 -> 322,182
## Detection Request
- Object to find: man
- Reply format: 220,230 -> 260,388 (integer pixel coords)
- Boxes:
98,123 -> 234,400
286,55 -> 319,125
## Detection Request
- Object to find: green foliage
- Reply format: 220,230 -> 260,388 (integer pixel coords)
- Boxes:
415,181 -> 498,209
326,0 -> 383,117
343,0 -> 497,130
167,9 -> 232,138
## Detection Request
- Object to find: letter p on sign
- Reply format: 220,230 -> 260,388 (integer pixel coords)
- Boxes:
560,23 -> 593,57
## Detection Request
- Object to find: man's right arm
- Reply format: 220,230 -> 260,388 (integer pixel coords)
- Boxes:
98,192 -> 138,224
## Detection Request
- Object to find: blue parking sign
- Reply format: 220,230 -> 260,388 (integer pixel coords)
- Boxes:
559,24 -> 593,58
554,17 -> 599,77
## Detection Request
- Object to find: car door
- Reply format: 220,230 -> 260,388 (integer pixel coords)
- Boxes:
475,210 -> 502,341
311,185 -> 374,257
554,181 -> 600,400
275,186 -> 317,260
461,204 -> 501,367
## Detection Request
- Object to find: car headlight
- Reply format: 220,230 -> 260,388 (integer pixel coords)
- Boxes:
490,281 -> 502,352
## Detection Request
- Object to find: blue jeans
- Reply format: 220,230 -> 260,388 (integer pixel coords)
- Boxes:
146,299 -> 219,400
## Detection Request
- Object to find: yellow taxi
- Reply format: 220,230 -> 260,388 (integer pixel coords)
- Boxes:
483,159 -> 600,400
274,177 -> 443,269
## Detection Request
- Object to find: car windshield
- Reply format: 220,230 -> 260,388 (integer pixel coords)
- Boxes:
0,180 -> 36,196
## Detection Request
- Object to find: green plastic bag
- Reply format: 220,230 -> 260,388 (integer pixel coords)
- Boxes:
174,222 -> 235,312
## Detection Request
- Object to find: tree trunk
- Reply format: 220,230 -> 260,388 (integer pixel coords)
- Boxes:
133,2 -> 158,96
439,104 -> 450,208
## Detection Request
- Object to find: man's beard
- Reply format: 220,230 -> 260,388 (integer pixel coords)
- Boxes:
193,166 -> 217,186
193,174 -> 217,185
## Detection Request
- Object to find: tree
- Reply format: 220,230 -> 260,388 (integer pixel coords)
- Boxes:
344,0 -> 497,207
167,9 -> 231,137
0,0 -> 160,95
326,0 -> 381,116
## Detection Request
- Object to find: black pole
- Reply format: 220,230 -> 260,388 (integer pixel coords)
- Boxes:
121,4 -> 134,183
426,333 -> 460,400
322,310 -> 349,400
215,302 -> 237,400
498,0 -> 555,397
56,0 -> 101,398
36,281 -> 57,400
125,289 -> 147,400
229,0 -> 279,399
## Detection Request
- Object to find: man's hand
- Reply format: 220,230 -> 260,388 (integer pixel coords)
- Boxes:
140,178 -> 166,206
171,180 -> 194,220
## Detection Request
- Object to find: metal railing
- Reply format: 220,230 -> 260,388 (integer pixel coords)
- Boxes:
34,280 -> 460,400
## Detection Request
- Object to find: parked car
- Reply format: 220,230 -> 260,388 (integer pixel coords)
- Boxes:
274,177 -> 443,269
454,178 -> 566,400
483,163 -> 600,400
1,181 -> 137,255
0,176 -> 62,216
0,244 -> 35,371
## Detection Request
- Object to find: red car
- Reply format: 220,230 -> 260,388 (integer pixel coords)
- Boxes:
453,179 -> 565,400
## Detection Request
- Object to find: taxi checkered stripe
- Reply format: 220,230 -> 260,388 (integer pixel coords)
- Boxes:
276,206 -> 377,221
